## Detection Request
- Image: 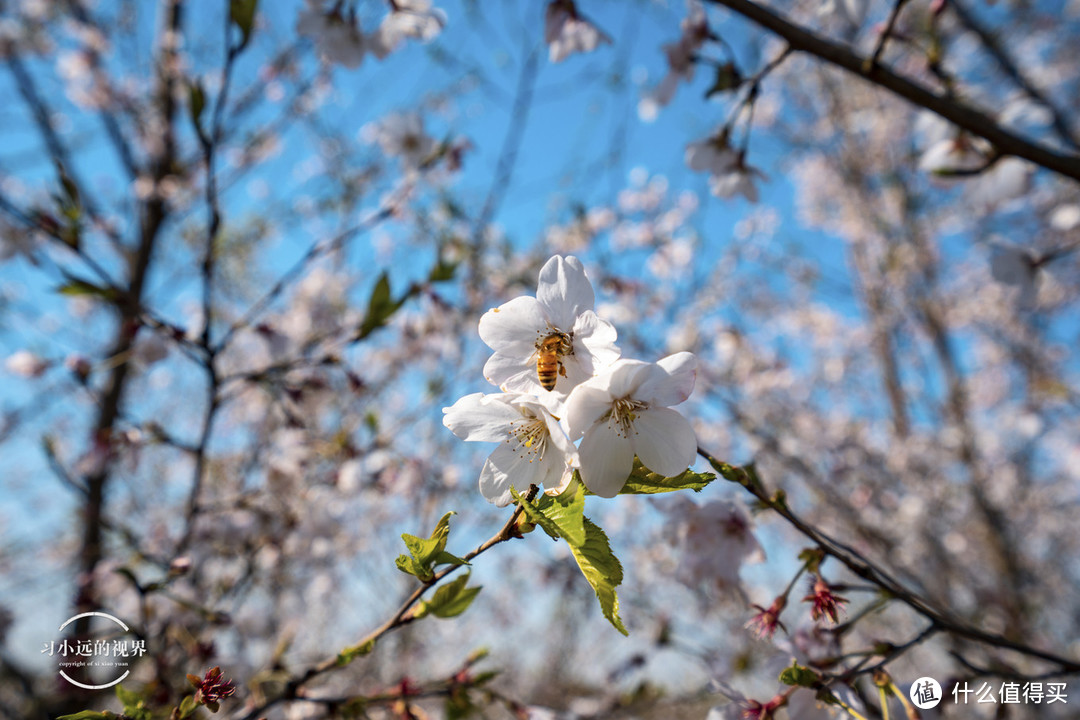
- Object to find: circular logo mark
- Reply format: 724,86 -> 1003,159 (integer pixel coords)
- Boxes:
909,676 -> 943,709
44,612 -> 141,690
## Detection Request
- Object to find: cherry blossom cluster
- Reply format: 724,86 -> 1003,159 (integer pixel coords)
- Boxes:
443,255 -> 698,504
296,0 -> 446,69
685,128 -> 767,203
639,0 -> 711,119
544,0 -> 611,63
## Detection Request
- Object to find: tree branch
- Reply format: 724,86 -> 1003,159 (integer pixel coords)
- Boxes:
704,0 -> 1080,182
699,449 -> 1080,674
945,0 -> 1079,152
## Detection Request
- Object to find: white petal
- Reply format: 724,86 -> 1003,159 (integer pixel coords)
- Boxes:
534,450 -> 568,493
685,141 -> 712,172
564,383 -> 614,439
549,37 -> 571,63
578,421 -> 634,497
536,255 -> 595,331
483,351 -> 542,393
443,392 -> 521,442
532,403 -> 579,461
478,295 -> 548,356
638,352 -> 697,406
546,464 -> 579,497
1050,204 -> 1080,231
572,310 -> 620,370
479,443 -> 547,506
602,359 -> 654,399
555,352 -> 595,395
631,407 -> 696,477
478,456 -> 514,507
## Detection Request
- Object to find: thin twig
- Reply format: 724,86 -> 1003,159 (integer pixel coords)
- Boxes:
867,0 -> 911,71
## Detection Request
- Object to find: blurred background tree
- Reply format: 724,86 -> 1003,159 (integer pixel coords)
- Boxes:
0,0 -> 1078,718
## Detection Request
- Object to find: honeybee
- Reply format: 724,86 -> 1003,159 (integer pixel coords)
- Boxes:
535,331 -> 573,391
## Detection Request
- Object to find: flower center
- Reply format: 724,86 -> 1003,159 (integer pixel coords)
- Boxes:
506,416 -> 549,463
606,397 -> 649,438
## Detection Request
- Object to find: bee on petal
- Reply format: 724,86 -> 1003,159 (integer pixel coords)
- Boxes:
535,331 -> 573,391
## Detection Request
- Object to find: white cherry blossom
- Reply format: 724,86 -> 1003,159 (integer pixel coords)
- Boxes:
989,240 -> 1041,307
478,255 -> 620,397
370,0 -> 447,58
443,392 -> 578,506
544,0 -> 611,64
668,497 -> 764,590
819,0 -> 868,26
5,349 -> 48,377
685,130 -> 737,175
296,1 -> 367,69
564,352 -> 697,497
918,135 -> 992,176
365,112 -> 438,170
710,162 -> 766,203
1050,203 -> 1080,231
641,0 -> 709,117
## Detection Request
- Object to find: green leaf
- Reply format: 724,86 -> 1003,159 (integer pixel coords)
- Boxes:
342,697 -> 368,717
510,481 -> 586,545
568,518 -> 627,635
428,259 -> 458,283
534,480 -> 586,545
394,512 -> 465,581
356,271 -> 407,340
113,685 -> 152,720
188,79 -> 207,139
798,548 -> 825,575
511,486 -> 563,541
57,713 -> 117,720
229,0 -> 258,49
616,458 -> 714,495
432,550 -> 469,568
395,553 -> 425,579
779,661 -> 820,688
56,278 -> 120,303
417,572 -> 482,619
445,689 -> 475,720
336,637 -> 376,666
178,695 -> 198,719
470,670 -> 499,685
705,61 -> 743,97
369,271 -> 392,311
703,456 -> 763,493
56,163 -> 80,208
115,684 -> 140,707
815,688 -> 842,706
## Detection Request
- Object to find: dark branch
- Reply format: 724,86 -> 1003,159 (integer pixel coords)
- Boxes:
705,0 -> 1080,182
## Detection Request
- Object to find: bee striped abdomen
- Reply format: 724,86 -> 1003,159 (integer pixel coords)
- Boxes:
535,332 -> 571,392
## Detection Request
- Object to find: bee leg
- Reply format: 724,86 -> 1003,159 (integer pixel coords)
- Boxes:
558,362 -> 567,378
